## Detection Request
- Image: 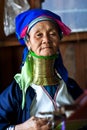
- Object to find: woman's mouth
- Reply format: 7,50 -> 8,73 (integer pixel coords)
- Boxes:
42,47 -> 52,49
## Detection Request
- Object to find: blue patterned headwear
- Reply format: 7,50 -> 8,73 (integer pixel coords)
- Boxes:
15,9 -> 71,45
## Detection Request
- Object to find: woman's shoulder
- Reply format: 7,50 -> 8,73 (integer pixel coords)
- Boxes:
0,79 -> 22,104
66,77 -> 84,100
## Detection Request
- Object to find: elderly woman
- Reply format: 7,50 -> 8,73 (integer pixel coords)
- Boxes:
0,9 -> 83,130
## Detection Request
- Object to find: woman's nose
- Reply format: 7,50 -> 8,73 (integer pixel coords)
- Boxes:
42,34 -> 50,44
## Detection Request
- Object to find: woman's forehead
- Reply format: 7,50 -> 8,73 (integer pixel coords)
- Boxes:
29,20 -> 58,32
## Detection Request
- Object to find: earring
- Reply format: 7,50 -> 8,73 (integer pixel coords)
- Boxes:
28,46 -> 31,50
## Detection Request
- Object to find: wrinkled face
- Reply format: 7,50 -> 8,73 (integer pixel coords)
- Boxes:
26,21 -> 60,56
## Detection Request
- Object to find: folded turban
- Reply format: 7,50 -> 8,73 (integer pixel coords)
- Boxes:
15,9 -> 71,45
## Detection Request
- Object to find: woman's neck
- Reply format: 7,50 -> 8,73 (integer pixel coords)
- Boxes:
30,52 -> 59,86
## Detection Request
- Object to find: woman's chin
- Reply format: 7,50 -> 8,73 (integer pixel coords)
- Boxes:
39,48 -> 54,56
40,52 -> 54,56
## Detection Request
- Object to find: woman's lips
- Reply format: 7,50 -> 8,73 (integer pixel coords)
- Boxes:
42,46 -> 52,49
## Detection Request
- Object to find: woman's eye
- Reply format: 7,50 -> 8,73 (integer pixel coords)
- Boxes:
50,32 -> 56,36
36,33 -> 42,37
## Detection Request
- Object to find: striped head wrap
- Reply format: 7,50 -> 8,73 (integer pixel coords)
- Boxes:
15,9 -> 71,45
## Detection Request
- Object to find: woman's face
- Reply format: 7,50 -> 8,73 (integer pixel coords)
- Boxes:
26,21 -> 60,56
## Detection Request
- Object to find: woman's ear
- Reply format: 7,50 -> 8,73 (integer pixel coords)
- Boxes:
25,41 -> 31,50
25,33 -> 30,42
25,34 -> 31,50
